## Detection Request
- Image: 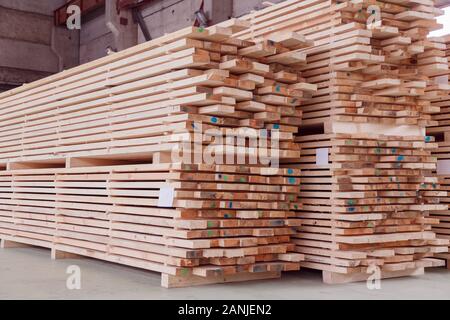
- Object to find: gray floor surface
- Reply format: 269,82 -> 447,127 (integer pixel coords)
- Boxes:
1,247 -> 449,300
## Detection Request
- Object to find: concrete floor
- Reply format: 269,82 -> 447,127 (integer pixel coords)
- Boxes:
1,247 -> 449,300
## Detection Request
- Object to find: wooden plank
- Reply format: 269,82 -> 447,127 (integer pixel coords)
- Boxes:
323,267 -> 425,284
162,271 -> 281,288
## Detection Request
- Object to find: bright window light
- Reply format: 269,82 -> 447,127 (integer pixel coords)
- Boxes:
429,7 -> 450,37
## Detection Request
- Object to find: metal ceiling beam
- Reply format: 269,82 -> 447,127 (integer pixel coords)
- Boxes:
132,7 -> 152,41
117,0 -> 156,11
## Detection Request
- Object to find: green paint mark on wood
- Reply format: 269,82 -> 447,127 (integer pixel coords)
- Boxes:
180,268 -> 190,276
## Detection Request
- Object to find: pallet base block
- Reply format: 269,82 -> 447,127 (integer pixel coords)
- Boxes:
436,254 -> 450,269
0,22 -> 308,287
161,271 -> 281,288
51,248 -> 85,260
0,239 -> 34,249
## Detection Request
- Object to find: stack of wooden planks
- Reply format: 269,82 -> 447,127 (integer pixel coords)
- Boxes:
0,21 -> 316,287
233,0 -> 450,283
427,34 -> 450,268
1,0 -> 449,287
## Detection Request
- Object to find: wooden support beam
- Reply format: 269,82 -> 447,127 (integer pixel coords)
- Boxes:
51,248 -> 85,260
323,268 -> 425,285
161,271 -> 281,288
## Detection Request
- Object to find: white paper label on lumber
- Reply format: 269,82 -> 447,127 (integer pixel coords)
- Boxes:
158,186 -> 175,207
435,75 -> 448,85
437,160 -> 450,175
316,148 -> 329,166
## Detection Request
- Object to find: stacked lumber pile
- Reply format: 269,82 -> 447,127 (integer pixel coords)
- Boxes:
427,34 -> 450,267
0,22 -> 315,287
233,0 -> 450,283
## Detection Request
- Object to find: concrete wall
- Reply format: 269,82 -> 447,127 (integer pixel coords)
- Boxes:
79,0 -> 288,62
0,6 -> 53,45
137,0 -> 202,43
0,67 -> 50,92
79,7 -> 114,64
0,0 -> 289,91
232,0 -> 286,17
0,0 -> 67,16
79,0 -> 137,64
0,0 -> 79,90
77,0 -> 204,62
136,0 -> 286,43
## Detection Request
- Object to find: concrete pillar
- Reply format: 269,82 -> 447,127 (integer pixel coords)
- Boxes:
136,0 -> 233,44
232,0 -> 286,17
0,67 -> 50,86
137,0 -> 201,43
79,8 -> 113,64
51,26 -> 80,71
204,0 -> 233,25
105,0 -> 138,52
0,0 -> 78,87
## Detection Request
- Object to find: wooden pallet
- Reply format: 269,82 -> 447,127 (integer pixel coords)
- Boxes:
0,20 -> 316,287
0,163 -> 303,287
290,132 -> 448,282
233,0 -> 450,282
